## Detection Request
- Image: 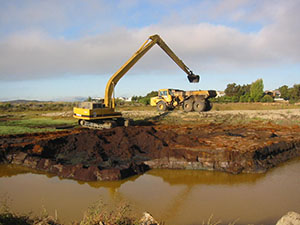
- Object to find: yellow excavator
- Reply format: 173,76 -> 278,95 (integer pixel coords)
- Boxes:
73,34 -> 201,129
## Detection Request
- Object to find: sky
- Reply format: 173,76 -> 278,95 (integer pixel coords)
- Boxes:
0,0 -> 299,101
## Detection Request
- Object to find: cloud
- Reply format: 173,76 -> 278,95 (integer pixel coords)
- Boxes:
0,0 -> 299,81
0,0 -> 114,37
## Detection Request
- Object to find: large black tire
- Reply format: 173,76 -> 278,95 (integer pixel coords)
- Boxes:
193,100 -> 206,112
78,119 -> 85,126
183,100 -> 194,112
205,100 -> 212,111
157,101 -> 167,112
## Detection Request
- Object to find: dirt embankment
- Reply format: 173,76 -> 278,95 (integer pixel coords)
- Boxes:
1,120 -> 300,181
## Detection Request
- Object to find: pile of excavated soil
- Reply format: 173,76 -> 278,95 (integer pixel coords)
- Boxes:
1,122 -> 300,181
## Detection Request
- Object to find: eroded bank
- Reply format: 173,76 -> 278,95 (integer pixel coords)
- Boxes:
1,122 -> 300,181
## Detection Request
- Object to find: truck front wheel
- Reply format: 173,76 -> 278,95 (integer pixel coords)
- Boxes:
157,101 -> 167,111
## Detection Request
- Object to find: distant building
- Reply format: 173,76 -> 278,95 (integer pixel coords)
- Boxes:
91,97 -> 104,103
216,91 -> 225,98
264,90 -> 281,98
274,98 -> 287,102
264,90 -> 288,102
117,97 -> 132,102
125,97 -> 132,102
117,97 -> 126,101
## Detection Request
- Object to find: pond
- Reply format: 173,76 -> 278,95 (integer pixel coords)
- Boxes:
1,157 -> 300,225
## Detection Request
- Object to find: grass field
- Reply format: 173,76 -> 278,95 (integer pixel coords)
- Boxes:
0,116 -> 76,135
0,101 -> 299,135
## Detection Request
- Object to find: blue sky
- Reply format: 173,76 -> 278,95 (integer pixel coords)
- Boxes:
0,0 -> 299,101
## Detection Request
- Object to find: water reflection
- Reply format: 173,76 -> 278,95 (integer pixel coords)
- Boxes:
0,163 -> 267,201
0,164 -> 140,199
0,158 -> 300,225
0,164 -> 267,187
0,164 -> 57,179
147,169 -> 267,186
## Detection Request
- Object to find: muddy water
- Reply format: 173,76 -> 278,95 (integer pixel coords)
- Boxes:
1,158 -> 300,225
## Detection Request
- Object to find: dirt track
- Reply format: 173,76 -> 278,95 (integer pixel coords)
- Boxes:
1,112 -> 300,181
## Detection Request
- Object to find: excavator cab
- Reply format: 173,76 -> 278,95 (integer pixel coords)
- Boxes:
77,102 -> 105,109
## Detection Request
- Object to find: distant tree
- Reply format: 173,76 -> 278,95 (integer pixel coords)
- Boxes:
250,79 -> 264,102
86,96 -> 92,102
225,83 -> 251,102
145,91 -> 158,98
131,95 -> 142,102
131,91 -> 158,105
260,95 -> 274,102
138,98 -> 150,105
278,85 -> 289,99
239,93 -> 250,102
231,95 -> 239,102
131,96 -> 137,102
225,83 -> 240,97
239,84 -> 251,96
289,84 -> 300,102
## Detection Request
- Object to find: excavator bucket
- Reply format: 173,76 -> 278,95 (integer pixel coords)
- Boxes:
187,74 -> 200,83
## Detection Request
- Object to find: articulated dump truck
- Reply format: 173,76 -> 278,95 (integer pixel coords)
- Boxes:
151,88 -> 217,112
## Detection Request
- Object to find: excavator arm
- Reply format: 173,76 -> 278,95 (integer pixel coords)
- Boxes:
153,35 -> 199,83
104,34 -> 200,108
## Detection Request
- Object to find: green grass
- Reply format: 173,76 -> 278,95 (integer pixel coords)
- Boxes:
0,101 -> 299,135
1,118 -> 74,127
0,117 -> 76,135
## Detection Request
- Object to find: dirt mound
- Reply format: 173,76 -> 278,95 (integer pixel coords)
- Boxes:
1,123 -> 300,181
0,127 -> 170,180
35,126 -> 168,166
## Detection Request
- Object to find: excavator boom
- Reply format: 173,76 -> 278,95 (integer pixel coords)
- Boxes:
104,34 -> 199,108
152,35 -> 200,83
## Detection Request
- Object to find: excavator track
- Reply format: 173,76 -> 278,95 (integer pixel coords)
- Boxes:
78,118 -> 130,130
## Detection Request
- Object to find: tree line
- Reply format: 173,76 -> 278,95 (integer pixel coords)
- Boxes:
131,91 -> 158,105
213,79 -> 300,103
130,79 -> 300,105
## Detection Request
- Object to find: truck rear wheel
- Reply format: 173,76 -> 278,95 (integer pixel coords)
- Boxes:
157,101 -> 167,111
193,100 -> 206,112
183,100 -> 194,112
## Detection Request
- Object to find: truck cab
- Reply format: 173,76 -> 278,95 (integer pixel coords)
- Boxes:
151,89 -> 176,107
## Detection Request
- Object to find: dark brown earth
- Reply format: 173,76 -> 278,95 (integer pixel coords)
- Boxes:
1,122 -> 300,181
